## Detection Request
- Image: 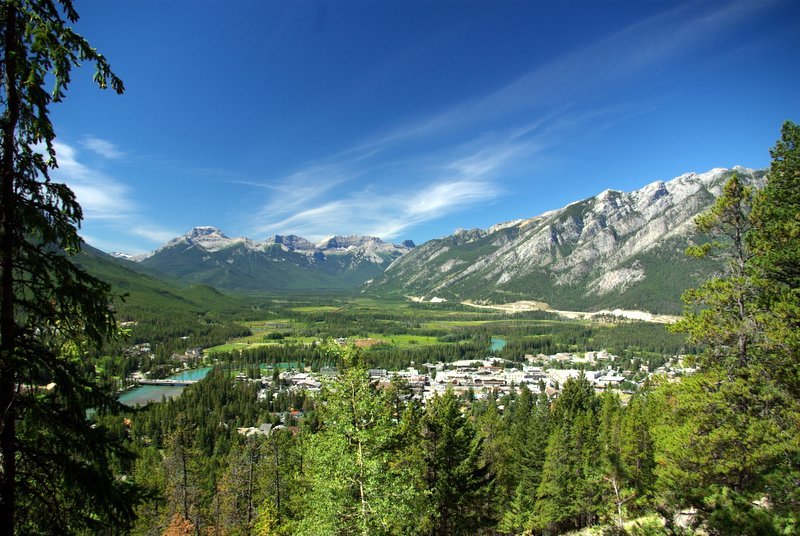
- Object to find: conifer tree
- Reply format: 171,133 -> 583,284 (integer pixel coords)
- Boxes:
671,173 -> 757,369
500,390 -> 551,533
747,120 -> 800,525
164,414 -> 204,531
659,122 -> 800,532
618,390 -> 655,512
751,120 -> 800,399
219,436 -> 264,535
295,344 -> 422,535
597,390 -> 627,529
0,0 -> 132,532
532,425 -> 573,534
477,391 -> 513,511
532,375 -> 600,533
421,388 -> 494,536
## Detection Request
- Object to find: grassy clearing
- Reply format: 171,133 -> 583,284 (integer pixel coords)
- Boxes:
423,320 -> 496,328
205,342 -> 251,353
241,318 -> 294,328
212,331 -> 320,351
374,334 -> 443,347
290,305 -> 341,313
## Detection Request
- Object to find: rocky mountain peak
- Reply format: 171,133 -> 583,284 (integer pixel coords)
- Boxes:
368,166 -> 766,314
266,234 -> 315,251
317,235 -> 383,250
187,226 -> 227,239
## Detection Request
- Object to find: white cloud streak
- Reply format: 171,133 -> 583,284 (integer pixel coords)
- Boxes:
53,141 -> 133,221
258,178 -> 499,241
49,141 -> 178,252
252,139 -> 516,240
130,226 -> 181,244
81,136 -> 125,159
247,0 -> 770,241
343,0 -> 768,154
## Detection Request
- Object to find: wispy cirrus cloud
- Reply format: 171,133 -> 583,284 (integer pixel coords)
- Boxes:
257,178 -> 499,241
49,140 -> 178,253
246,0 -> 771,241
81,136 -> 125,159
360,0 -> 770,149
53,141 -> 133,221
257,164 -> 359,218
251,138 -> 517,240
130,226 -> 181,244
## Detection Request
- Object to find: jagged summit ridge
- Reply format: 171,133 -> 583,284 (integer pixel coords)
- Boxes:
368,167 -> 766,314
128,227 -> 415,293
135,229 -> 413,260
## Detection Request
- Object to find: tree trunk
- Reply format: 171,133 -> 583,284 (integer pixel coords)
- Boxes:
0,4 -> 20,534
247,447 -> 254,532
273,436 -> 281,522
181,446 -> 189,521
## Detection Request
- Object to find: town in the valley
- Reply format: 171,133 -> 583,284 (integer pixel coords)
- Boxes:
232,339 -> 692,437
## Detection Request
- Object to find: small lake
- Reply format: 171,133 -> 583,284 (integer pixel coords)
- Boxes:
118,366 -> 212,407
489,337 -> 507,352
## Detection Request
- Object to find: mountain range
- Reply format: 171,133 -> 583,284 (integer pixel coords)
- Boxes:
104,166 -> 764,313
367,167 -> 764,313
113,228 -> 413,293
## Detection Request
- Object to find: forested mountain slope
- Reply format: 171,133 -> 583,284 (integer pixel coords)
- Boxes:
74,243 -> 243,318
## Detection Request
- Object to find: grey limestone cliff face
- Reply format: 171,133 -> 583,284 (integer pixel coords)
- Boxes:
369,167 -> 765,313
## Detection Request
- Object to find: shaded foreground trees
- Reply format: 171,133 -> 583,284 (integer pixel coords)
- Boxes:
0,0 -> 135,533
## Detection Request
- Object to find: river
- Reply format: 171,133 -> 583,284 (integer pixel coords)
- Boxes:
489,337 -> 507,352
118,366 -> 212,407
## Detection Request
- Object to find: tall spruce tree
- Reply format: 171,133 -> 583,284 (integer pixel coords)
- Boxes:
748,120 -> 800,524
500,390 -> 551,534
671,173 -> 758,370
0,0 -> 133,533
618,389 -> 655,513
532,375 -> 600,534
659,122 -> 800,532
751,120 -> 800,399
421,388 -> 494,536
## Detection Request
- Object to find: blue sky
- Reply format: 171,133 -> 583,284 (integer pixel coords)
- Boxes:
50,0 -> 800,254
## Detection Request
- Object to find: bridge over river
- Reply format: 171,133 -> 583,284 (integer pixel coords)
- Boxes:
136,379 -> 199,386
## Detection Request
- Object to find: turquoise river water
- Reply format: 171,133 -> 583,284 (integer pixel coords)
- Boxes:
118,367 -> 212,407
489,337 -> 507,352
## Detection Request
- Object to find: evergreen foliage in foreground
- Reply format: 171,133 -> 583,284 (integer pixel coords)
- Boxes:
661,121 -> 800,533
0,0 -> 141,533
